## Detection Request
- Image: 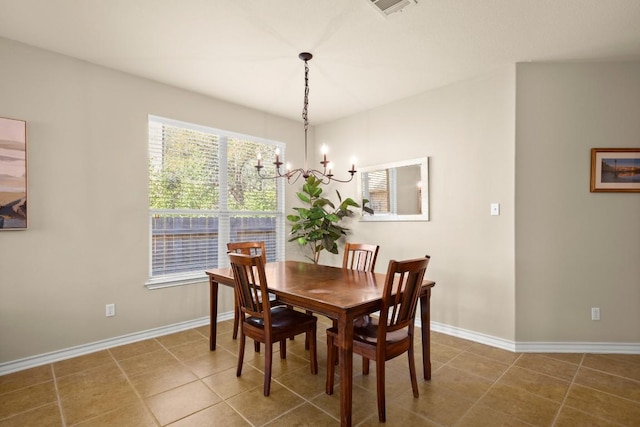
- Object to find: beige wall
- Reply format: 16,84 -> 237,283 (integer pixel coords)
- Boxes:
515,62 -> 640,343
0,38 -> 304,364
315,66 -> 518,342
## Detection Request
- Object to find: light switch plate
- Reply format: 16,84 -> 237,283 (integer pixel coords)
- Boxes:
490,203 -> 500,216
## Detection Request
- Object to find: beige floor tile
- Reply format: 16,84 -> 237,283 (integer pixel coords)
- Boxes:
57,363 -> 138,425
497,365 -> 570,402
128,361 -> 198,397
478,383 -> 560,426
456,404 -> 533,427
0,381 -> 57,419
446,351 -> 510,381
431,332 -> 474,350
202,364 -> 264,400
168,401 -> 251,427
156,329 -> 205,349
554,405 -> 621,427
514,353 -> 579,381
582,353 -> 640,382
227,382 -> 305,426
146,380 -> 221,426
357,403 -> 439,426
73,401 -> 157,427
117,348 -> 178,378
564,383 -> 640,426
0,402 -> 61,427
536,352 -> 583,365
311,383 -> 379,426
169,341 -> 238,378
265,403 -> 338,426
574,365 -> 640,402
53,350 -> 114,378
425,364 -> 493,401
395,381 -> 476,426
108,338 -> 164,361
275,365 -> 328,399
0,365 -> 53,395
430,342 -> 465,364
467,342 -> 521,365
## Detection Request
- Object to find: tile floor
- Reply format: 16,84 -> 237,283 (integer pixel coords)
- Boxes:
1,317 -> 640,426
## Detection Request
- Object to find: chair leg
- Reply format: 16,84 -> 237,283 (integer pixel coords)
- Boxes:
376,356 -> 386,422
308,328 -> 318,374
236,332 -> 246,377
362,357 -> 370,375
232,295 -> 240,340
408,341 -> 419,398
254,340 -> 260,353
325,333 -> 335,394
264,342 -> 273,396
280,339 -> 287,359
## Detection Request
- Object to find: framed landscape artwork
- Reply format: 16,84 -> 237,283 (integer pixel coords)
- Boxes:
0,117 -> 27,229
590,148 -> 640,193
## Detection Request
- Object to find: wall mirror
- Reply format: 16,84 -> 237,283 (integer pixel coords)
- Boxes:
358,157 -> 429,222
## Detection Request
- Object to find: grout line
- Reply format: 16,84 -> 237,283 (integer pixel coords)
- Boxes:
107,345 -> 162,426
50,363 -> 68,427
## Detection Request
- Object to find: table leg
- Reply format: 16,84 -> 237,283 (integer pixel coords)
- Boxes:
338,314 -> 354,427
419,289 -> 431,380
209,277 -> 218,351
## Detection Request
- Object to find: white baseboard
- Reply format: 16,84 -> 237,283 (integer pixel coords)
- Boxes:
3,316 -> 639,376
0,312 -> 234,376
430,321 -> 640,354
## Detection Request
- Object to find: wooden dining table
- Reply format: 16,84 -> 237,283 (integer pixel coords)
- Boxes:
206,260 -> 435,427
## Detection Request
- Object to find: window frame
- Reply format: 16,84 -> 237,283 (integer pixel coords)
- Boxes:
146,115 -> 285,289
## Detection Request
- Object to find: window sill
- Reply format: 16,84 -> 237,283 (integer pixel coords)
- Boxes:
145,272 -> 208,290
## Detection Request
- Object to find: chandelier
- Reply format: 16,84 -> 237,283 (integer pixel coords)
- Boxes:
255,52 -> 356,184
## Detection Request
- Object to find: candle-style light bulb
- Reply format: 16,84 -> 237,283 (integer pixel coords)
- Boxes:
350,156 -> 357,172
274,148 -> 280,163
257,152 -> 262,167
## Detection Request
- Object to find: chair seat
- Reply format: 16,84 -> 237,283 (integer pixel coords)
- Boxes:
327,318 -> 409,345
247,306 -> 316,331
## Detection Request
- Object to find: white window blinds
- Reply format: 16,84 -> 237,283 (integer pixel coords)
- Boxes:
148,116 -> 284,287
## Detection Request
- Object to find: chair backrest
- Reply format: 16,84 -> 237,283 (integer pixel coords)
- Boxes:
228,253 -> 271,323
342,243 -> 380,272
379,256 -> 431,334
227,241 -> 267,264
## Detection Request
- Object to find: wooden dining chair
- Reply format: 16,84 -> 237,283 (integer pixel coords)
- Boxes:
229,253 -> 318,396
343,242 -> 379,272
226,241 -> 268,340
326,255 -> 431,422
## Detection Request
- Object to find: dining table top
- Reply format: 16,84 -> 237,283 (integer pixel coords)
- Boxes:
206,259 -> 435,314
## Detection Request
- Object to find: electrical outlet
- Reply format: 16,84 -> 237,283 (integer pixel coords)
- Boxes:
106,303 -> 116,317
591,307 -> 600,321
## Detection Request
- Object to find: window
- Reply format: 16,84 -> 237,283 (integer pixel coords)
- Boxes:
147,116 -> 285,288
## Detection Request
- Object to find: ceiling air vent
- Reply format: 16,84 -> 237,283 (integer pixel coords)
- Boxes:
368,0 -> 417,17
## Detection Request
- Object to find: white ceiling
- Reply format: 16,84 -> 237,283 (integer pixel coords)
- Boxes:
1,0 -> 640,124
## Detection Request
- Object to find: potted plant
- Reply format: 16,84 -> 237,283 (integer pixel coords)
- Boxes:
287,176 -> 373,264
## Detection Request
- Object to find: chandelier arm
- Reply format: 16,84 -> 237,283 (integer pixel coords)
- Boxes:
255,52 -> 356,184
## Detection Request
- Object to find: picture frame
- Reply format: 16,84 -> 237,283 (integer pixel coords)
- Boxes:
0,117 -> 27,229
590,148 -> 640,193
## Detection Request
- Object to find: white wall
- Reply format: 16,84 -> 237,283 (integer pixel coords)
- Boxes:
0,38 -> 304,364
515,62 -> 640,344
315,66 -> 518,342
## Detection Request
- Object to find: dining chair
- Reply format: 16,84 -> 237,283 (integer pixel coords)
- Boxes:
227,241 -> 268,340
326,255 -> 431,422
229,253 -> 318,396
343,242 -> 379,272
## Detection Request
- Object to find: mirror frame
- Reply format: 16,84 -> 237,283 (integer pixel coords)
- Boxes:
358,157 -> 429,222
